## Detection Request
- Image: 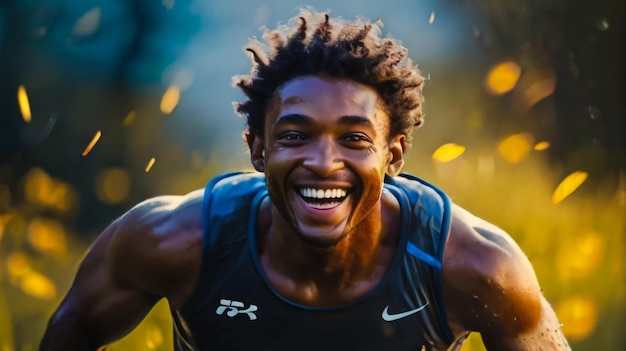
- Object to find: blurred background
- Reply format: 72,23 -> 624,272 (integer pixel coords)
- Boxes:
0,0 -> 623,349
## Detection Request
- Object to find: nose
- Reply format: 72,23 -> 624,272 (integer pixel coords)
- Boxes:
302,136 -> 344,177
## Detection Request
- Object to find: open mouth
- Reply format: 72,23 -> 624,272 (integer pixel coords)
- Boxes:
297,187 -> 350,210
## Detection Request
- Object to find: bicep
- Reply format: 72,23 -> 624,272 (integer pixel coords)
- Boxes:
444,206 -> 570,349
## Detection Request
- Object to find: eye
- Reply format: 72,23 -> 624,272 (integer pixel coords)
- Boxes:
277,131 -> 306,143
341,133 -> 372,143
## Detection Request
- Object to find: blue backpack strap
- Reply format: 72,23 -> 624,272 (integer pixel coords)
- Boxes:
202,172 -> 266,253
182,172 -> 266,313
393,173 -> 451,268
387,173 -> 454,342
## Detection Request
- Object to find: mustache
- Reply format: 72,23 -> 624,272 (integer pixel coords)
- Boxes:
296,170 -> 355,182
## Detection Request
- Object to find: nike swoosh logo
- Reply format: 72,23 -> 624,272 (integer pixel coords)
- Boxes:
382,303 -> 429,321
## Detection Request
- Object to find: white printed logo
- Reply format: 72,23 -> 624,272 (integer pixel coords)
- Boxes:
381,303 -> 428,321
216,299 -> 258,320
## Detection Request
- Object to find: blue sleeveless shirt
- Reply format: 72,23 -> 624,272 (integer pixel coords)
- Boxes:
172,172 -> 466,350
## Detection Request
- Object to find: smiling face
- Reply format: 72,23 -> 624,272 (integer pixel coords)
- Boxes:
249,76 -> 405,248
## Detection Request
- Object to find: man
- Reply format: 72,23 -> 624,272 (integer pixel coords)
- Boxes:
40,9 -> 571,351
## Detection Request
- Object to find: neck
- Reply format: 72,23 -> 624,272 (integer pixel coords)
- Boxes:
282,215 -> 382,284
257,191 -> 400,305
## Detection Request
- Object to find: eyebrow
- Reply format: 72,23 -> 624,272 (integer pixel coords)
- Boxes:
274,114 -> 309,128
281,96 -> 305,106
274,114 -> 374,128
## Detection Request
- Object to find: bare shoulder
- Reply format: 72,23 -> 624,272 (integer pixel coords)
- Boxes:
442,204 -> 570,349
107,189 -> 205,309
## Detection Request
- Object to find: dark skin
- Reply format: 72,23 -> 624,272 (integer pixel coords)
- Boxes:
40,76 -> 570,350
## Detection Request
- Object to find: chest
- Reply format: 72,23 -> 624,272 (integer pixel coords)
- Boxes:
177,242 -> 447,351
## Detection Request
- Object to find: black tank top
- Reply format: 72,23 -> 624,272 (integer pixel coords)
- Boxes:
172,172 -> 466,350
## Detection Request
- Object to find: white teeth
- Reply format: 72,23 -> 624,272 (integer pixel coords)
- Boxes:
299,188 -> 347,199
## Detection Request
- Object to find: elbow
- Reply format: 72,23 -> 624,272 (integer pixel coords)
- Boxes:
40,302 -> 101,351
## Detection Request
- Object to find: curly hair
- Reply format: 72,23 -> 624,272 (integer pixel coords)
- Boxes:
233,8 -> 425,147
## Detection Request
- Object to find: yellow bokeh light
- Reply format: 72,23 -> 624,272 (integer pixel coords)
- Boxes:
533,141 -> 551,151
96,168 -> 131,204
21,271 -> 57,300
557,231 -> 604,280
161,85 -> 180,115
552,171 -> 588,204
429,12 -> 435,24
498,133 -> 535,164
7,252 -> 31,279
18,85 -> 32,123
556,296 -> 598,341
432,143 -> 466,163
27,218 -> 67,257
485,61 -> 521,95
23,167 -> 78,213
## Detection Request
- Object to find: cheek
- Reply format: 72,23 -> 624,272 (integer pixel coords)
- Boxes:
264,148 -> 296,190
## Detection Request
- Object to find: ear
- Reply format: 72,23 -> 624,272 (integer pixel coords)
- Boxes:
246,131 -> 265,172
386,134 -> 406,177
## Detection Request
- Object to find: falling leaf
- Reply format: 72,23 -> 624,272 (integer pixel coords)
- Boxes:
145,158 -> 156,172
432,143 -> 466,163
533,141 -> 551,151
123,110 -> 136,127
82,130 -> 102,156
18,85 -> 32,123
160,85 -> 180,115
72,7 -> 101,37
552,171 -> 588,204
429,12 -> 436,24
486,61 -> 521,95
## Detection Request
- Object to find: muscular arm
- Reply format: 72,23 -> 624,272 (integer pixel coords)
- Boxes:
442,205 -> 570,350
40,191 -> 203,350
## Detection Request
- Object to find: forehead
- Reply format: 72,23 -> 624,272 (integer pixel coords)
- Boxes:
276,76 -> 384,116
